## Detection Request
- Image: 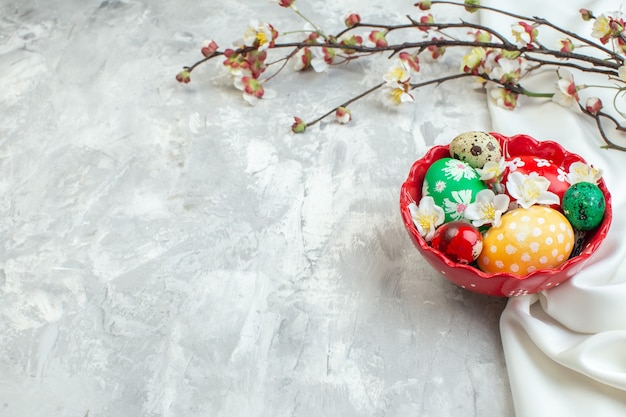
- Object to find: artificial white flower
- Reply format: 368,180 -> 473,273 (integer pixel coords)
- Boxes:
490,58 -> 524,83
566,161 -> 603,184
383,58 -> 411,85
233,74 -> 277,105
476,157 -> 506,181
408,196 -> 445,241
243,19 -> 275,51
552,69 -> 579,107
310,47 -> 335,72
293,47 -> 312,71
460,47 -> 486,72
506,171 -> 560,208
591,14 -> 611,40
511,22 -> 537,47
383,80 -> 414,107
464,189 -> 510,227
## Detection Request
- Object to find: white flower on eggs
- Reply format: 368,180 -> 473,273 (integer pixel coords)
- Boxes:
566,161 -> 602,185
476,157 -> 506,181
408,196 -> 445,241
464,189 -> 510,227
506,171 -> 560,209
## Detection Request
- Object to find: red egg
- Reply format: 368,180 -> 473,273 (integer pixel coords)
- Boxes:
502,155 -> 569,207
431,221 -> 483,264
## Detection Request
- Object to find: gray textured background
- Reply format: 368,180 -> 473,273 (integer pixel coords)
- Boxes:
0,1 -> 512,416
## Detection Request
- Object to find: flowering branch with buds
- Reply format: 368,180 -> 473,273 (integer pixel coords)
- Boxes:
176,0 -> 626,151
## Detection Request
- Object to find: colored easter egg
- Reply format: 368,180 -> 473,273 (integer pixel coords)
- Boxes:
562,182 -> 605,230
449,131 -> 502,168
477,206 -> 575,276
422,158 -> 488,223
431,221 -> 483,264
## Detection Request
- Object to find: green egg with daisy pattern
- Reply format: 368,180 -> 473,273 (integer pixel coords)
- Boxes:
422,157 -> 488,223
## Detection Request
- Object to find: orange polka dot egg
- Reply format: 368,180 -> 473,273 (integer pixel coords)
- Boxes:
477,206 -> 574,275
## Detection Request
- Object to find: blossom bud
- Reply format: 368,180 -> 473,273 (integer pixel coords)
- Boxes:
344,12 -> 361,28
294,47 -> 313,71
418,14 -> 434,32
415,1 -> 431,10
368,30 -> 388,48
501,49 -> 521,59
472,30 -> 491,43
399,51 -> 420,72
579,8 -> 593,21
585,97 -> 603,114
176,69 -> 191,84
609,17 -> 624,35
559,38 -> 575,53
291,117 -> 307,133
464,0 -> 480,13
427,37 -> 446,59
278,0 -> 295,7
201,39 -> 219,57
335,107 -> 352,124
339,35 -> 362,54
240,76 -> 265,98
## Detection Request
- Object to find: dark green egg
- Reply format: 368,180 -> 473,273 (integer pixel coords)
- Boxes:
562,182 -> 605,231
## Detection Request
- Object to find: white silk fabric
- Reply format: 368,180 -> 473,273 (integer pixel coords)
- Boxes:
480,1 -> 626,415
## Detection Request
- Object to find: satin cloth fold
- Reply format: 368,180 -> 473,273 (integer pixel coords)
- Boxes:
479,1 -> 626,415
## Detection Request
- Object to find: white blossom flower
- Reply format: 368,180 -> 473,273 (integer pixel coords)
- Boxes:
460,47 -> 486,73
408,196 -> 445,241
511,22 -> 537,48
591,14 -> 611,41
476,157 -> 506,181
311,47 -> 336,72
552,69 -> 579,107
243,19 -> 275,51
383,59 -> 411,85
490,58 -> 525,84
464,189 -> 510,227
506,171 -> 560,208
233,74 -> 277,105
566,161 -> 603,185
382,80 -> 414,107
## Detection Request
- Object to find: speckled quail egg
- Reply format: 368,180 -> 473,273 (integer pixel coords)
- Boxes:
449,131 -> 502,169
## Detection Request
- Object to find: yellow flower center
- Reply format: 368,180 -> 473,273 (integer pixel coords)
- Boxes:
389,66 -> 407,81
256,31 -> 269,46
390,88 -> 404,105
418,214 -> 436,230
480,203 -> 496,220
522,179 -> 541,200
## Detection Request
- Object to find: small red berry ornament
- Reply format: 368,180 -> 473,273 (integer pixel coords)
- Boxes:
431,221 -> 483,264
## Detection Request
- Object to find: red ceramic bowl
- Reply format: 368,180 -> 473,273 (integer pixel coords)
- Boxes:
400,133 -> 612,297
